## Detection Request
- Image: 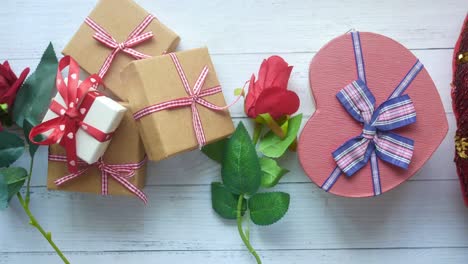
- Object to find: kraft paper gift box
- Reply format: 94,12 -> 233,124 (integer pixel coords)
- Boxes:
47,102 -> 147,199
121,47 -> 235,161
62,0 -> 180,100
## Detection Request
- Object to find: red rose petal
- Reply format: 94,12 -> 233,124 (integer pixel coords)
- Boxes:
0,61 -> 16,82
254,87 -> 300,119
2,67 -> 30,107
257,58 -> 269,91
270,65 -> 293,91
262,56 -> 291,89
244,74 -> 258,118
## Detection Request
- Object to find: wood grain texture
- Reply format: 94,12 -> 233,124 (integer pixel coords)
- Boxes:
1,181 -> 468,253
0,0 -> 465,58
2,249 -> 468,264
0,0 -> 466,263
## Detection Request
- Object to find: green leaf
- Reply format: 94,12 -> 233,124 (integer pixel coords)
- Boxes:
13,43 -> 58,127
0,167 -> 28,202
222,122 -> 261,195
0,171 -> 7,210
259,157 -> 289,188
201,138 -> 228,163
0,130 -> 25,167
249,192 -> 290,226
211,182 -> 246,219
23,118 -> 41,157
258,114 -> 303,158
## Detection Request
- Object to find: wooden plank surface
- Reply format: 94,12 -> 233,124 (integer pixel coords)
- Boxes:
2,249 -> 468,264
0,0 -> 467,263
1,181 -> 468,253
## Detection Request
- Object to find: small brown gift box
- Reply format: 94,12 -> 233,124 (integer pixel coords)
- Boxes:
121,47 -> 235,161
62,0 -> 180,100
47,103 -> 147,198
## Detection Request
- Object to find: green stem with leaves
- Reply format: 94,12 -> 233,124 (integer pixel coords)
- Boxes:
237,195 -> 261,264
252,123 -> 263,145
25,157 -> 33,206
16,158 -> 70,264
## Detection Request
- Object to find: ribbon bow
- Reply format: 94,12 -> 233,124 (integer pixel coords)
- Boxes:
29,56 -> 110,173
50,154 -> 148,203
333,79 -> 416,177
133,53 -> 241,147
85,14 -> 155,79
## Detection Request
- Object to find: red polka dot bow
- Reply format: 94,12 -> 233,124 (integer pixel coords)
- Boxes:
29,56 -> 111,173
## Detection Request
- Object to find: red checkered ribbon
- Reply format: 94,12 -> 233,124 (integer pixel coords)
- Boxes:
133,53 -> 241,147
85,14 -> 155,79
49,154 -> 148,203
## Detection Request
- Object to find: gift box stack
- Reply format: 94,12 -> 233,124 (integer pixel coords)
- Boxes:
31,0 -> 235,203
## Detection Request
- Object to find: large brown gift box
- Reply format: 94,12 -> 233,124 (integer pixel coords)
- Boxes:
121,47 -> 235,161
47,103 -> 147,197
62,0 -> 180,100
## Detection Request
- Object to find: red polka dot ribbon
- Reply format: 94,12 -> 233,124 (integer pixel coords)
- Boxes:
133,53 -> 242,147
29,56 -> 112,173
85,14 -> 155,79
49,154 -> 148,203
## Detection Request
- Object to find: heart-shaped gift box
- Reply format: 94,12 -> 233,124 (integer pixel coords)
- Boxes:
298,32 -> 448,197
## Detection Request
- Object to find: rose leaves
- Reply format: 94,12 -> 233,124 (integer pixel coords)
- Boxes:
205,122 -> 290,226
0,43 -> 57,209
13,42 -> 58,128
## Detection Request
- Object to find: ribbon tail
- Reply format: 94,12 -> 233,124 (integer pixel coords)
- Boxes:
54,168 -> 89,186
98,49 -> 120,78
191,104 -> 206,147
102,170 -> 109,196
370,151 -> 382,196
111,175 -> 148,204
62,120 -> 79,173
321,166 -> 342,192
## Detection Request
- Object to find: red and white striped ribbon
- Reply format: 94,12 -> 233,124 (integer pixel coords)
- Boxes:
50,154 -> 148,203
85,14 -> 155,79
133,53 -> 242,147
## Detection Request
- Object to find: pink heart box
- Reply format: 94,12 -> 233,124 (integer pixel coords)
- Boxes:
298,32 -> 448,197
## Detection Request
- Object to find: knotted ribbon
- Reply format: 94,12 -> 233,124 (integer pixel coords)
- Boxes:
85,14 -> 155,79
321,31 -> 424,196
29,56 -> 111,173
49,154 -> 148,203
133,53 -> 241,147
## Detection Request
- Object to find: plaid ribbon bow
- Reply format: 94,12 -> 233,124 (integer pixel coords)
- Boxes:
322,31 -> 424,196
333,79 -> 416,176
50,154 -> 148,203
85,14 -> 155,79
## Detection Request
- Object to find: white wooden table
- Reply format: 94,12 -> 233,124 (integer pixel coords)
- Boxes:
1,1 -> 467,263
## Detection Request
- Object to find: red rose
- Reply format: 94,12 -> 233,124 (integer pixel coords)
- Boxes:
0,61 -> 30,129
244,56 -> 300,119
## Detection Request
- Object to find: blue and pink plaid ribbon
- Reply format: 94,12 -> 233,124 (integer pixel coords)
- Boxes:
321,31 -> 424,196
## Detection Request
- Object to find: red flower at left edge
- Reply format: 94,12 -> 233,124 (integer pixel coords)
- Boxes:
245,56 -> 300,120
0,61 -> 30,130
